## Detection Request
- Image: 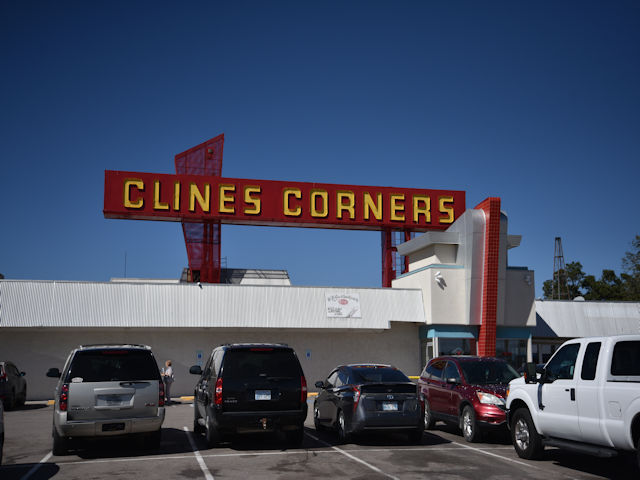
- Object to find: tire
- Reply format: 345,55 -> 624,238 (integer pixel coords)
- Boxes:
52,427 -> 68,456
510,408 -> 544,460
423,399 -> 435,430
193,399 -> 204,435
205,413 -> 220,448
461,405 -> 482,443
637,436 -> 640,472
17,386 -> 27,406
285,425 -> 304,447
313,405 -> 324,431
336,410 -> 351,444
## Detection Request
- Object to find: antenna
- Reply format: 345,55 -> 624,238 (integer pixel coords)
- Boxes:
552,237 -> 570,300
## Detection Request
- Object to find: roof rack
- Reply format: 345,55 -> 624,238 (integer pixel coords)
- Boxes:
78,344 -> 150,349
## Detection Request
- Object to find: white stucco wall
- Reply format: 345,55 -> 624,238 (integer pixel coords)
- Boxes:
503,269 -> 536,327
392,268 -> 465,325
0,323 -> 421,400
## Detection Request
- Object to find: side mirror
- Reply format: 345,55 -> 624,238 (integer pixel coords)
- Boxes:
46,368 -> 61,378
189,365 -> 203,375
523,363 -> 538,384
445,377 -> 458,385
314,380 -> 325,389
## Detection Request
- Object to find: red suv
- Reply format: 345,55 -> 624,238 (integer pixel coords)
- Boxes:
418,356 -> 519,442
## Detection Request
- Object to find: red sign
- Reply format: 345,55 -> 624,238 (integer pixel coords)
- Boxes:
103,170 -> 465,231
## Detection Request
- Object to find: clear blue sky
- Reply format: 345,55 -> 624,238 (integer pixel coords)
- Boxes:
1,1 -> 638,297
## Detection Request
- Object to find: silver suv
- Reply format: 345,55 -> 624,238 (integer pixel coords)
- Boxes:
46,344 -> 165,455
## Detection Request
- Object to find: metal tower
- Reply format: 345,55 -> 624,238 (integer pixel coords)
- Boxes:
552,236 -> 570,300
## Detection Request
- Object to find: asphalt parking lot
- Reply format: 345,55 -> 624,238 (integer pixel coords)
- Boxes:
1,399 -> 637,480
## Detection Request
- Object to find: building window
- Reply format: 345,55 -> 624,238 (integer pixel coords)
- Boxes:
534,343 -> 559,364
496,339 -> 528,370
438,338 -> 476,356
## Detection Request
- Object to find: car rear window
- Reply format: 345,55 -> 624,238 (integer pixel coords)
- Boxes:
66,349 -> 161,382
222,349 -> 301,379
350,366 -> 410,383
611,341 -> 640,376
459,360 -> 519,385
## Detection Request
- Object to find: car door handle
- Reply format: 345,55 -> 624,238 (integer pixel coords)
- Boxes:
565,388 -> 575,401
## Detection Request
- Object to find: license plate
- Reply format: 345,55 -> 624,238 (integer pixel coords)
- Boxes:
382,401 -> 398,411
102,422 -> 125,432
255,390 -> 271,401
97,394 -> 130,406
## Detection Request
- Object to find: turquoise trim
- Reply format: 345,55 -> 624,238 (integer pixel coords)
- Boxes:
396,263 -> 463,280
420,325 -> 477,339
496,327 -> 532,339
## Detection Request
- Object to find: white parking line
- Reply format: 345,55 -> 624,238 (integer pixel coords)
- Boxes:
19,452 -> 52,480
183,426 -> 215,480
305,431 -> 400,480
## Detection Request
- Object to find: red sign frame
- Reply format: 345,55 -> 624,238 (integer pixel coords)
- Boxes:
104,170 -> 465,231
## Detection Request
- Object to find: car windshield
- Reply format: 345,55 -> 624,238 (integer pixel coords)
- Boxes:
459,360 -> 519,385
66,349 -> 161,382
350,366 -> 410,383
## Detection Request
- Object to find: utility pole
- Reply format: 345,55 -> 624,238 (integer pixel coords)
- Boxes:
552,237 -> 570,300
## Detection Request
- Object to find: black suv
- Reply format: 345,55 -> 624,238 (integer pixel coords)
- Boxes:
189,344 -> 308,446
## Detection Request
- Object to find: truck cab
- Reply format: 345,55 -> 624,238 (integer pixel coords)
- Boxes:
506,335 -> 640,469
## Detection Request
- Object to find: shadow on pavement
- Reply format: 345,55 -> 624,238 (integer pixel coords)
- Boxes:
66,427 -> 196,459
0,463 -> 59,480
546,448 -> 639,480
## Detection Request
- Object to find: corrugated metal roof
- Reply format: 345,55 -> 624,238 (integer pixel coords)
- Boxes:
534,300 -> 640,338
0,280 -> 425,329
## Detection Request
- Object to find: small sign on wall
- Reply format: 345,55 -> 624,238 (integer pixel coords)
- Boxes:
196,350 -> 203,366
325,293 -> 361,318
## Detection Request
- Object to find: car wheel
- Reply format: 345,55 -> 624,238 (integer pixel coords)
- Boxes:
285,425 -> 304,447
52,427 -> 68,456
336,410 -> 351,444
423,399 -> 435,430
18,386 -> 27,406
205,413 -> 219,447
313,405 -> 324,431
461,405 -> 482,443
193,399 -> 204,434
511,408 -> 543,459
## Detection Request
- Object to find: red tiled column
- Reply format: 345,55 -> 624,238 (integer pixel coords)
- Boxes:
475,197 -> 501,357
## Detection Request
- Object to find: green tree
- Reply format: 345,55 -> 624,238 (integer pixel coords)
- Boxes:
543,261 -> 585,300
621,235 -> 640,300
582,270 -> 624,301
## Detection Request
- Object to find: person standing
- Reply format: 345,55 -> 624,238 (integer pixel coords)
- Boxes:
162,360 -> 175,405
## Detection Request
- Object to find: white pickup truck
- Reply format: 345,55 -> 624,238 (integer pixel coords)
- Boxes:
506,335 -> 640,469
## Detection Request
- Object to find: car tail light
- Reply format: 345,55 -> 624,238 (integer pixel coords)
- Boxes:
214,377 -> 223,405
59,384 -> 69,412
0,367 -> 6,381
159,379 -> 165,407
352,385 -> 361,412
300,376 -> 307,403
